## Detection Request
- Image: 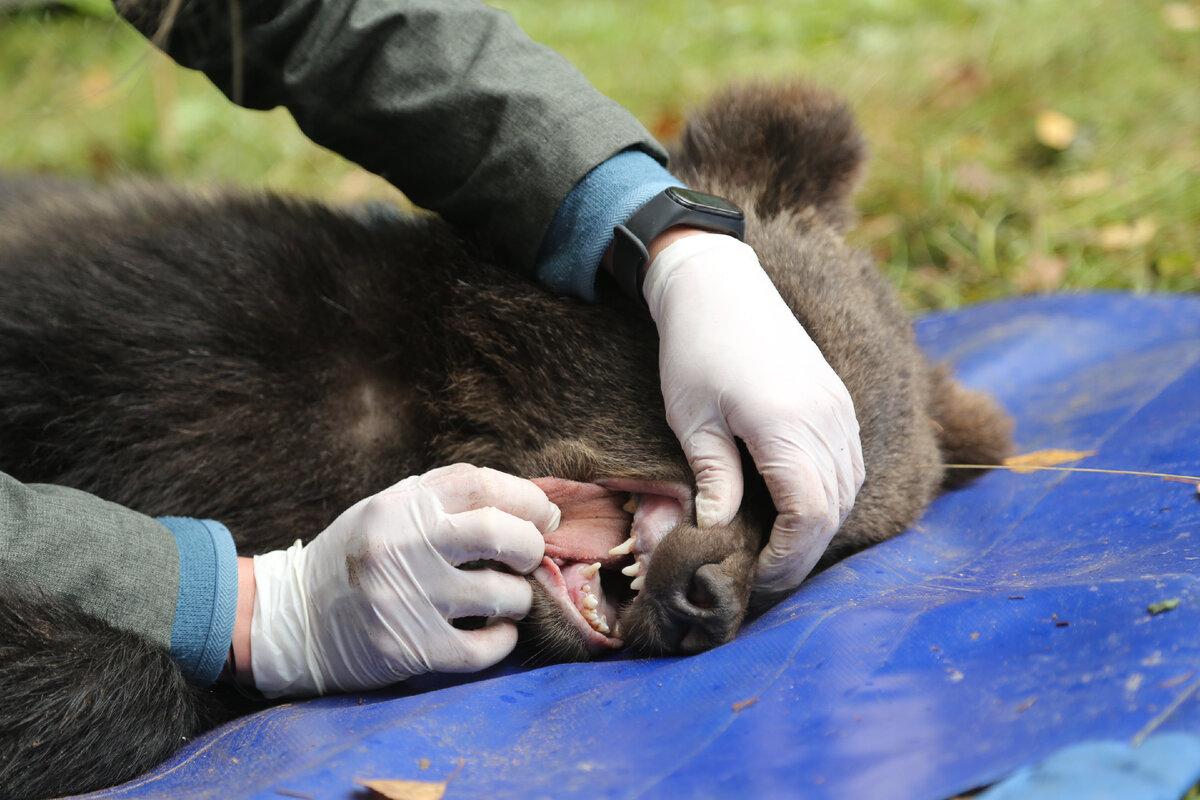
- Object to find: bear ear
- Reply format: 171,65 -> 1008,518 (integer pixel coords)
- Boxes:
670,82 -> 866,231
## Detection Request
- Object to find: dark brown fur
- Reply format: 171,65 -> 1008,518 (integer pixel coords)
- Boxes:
0,82 -> 1011,798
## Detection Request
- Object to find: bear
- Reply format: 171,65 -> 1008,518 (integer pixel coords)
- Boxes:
0,81 -> 1011,799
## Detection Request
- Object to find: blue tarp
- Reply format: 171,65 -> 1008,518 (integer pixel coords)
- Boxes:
82,294 -> 1200,800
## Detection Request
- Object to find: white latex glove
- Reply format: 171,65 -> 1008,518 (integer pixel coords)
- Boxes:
249,464 -> 559,698
643,233 -> 865,596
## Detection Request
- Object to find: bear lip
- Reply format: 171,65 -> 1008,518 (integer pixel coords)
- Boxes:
529,477 -> 690,649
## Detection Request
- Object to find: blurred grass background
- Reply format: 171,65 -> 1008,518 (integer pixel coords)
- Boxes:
0,0 -> 1196,310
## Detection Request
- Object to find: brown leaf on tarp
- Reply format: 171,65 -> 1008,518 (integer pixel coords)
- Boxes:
1035,110 -> 1078,150
1003,449 -> 1096,473
732,697 -> 759,712
357,779 -> 448,800
1147,598 -> 1181,616
358,760 -> 463,800
1158,671 -> 1195,689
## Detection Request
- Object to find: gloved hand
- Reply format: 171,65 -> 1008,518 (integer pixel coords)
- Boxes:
642,233 -> 865,596
249,464 -> 559,698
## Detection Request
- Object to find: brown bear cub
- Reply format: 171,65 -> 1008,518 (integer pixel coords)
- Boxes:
0,82 -> 1011,799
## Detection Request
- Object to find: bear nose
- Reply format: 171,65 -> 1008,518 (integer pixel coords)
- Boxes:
662,561 -> 746,654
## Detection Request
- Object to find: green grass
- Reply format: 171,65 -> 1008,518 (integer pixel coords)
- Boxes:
1,0 -> 1197,309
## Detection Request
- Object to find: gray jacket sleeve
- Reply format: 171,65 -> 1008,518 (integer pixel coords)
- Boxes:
0,472 -> 178,651
0,473 -> 239,684
115,0 -> 669,272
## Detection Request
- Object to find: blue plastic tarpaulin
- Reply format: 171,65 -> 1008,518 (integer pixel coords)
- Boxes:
80,294 -> 1200,800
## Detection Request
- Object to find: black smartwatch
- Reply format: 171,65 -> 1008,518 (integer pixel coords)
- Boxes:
609,187 -> 746,303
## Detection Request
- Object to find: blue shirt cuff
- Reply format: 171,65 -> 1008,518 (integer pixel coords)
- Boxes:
536,150 -> 681,301
157,516 -> 238,686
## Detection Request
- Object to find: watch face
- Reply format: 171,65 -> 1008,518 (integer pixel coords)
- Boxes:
667,187 -> 744,219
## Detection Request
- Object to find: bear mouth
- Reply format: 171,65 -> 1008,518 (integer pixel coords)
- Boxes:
530,477 -> 690,652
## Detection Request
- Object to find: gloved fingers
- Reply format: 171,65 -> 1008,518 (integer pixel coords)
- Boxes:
677,423 -> 744,529
749,451 -> 842,595
437,505 -> 546,574
754,503 -> 840,595
422,463 -> 561,535
428,565 -> 534,621
436,618 -> 520,673
734,377 -> 863,528
840,447 -> 864,525
846,427 -> 866,521
812,374 -> 866,523
753,511 -> 836,596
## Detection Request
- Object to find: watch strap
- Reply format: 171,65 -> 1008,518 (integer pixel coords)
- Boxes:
609,187 -> 746,304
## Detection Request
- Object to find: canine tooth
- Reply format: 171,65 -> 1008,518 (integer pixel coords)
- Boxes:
608,537 -> 636,556
621,561 -> 642,577
623,495 -> 638,514
630,575 -> 646,592
583,593 -> 598,610
580,561 -> 601,579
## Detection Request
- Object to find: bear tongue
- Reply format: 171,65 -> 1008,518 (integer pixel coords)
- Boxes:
531,477 -> 631,565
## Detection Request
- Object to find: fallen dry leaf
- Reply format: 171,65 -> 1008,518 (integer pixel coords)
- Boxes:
954,161 -> 997,198
650,110 -> 685,142
1015,254 -> 1068,293
929,61 -> 991,107
1159,671 -> 1195,689
1035,110 -> 1078,150
1097,218 -> 1158,251
333,170 -> 386,201
1003,449 -> 1096,473
732,697 -> 759,712
1062,169 -> 1113,200
1147,598 -> 1181,616
78,66 -> 115,110
357,778 -> 448,800
1164,2 -> 1200,30
856,213 -> 900,240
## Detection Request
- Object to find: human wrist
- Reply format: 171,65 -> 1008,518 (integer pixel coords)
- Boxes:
647,226 -> 708,264
231,556 -> 255,687
249,542 -> 319,698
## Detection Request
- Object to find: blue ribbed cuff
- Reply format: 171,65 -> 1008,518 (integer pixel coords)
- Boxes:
158,516 -> 238,686
536,150 -> 681,301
